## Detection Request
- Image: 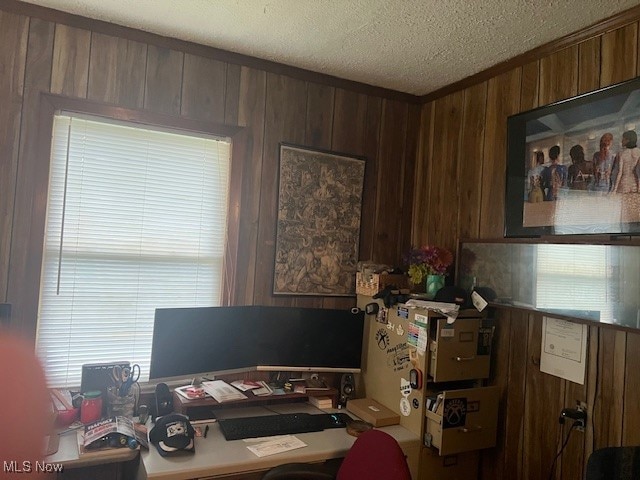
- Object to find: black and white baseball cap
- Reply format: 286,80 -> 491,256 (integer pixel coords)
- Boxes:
149,413 -> 195,456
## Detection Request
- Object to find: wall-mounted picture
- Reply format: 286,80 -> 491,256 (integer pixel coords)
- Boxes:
273,143 -> 366,296
505,76 -> 640,237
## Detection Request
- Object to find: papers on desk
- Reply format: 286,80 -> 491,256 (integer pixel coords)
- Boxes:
245,435 -> 307,457
201,380 -> 248,402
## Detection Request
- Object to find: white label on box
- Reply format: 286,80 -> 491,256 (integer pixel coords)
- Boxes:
440,328 -> 455,338
368,405 -> 381,412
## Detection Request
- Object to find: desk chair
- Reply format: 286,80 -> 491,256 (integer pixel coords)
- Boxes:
586,446 -> 640,480
261,429 -> 412,480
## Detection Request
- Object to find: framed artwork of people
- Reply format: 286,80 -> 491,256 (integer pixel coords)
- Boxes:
505,76 -> 640,237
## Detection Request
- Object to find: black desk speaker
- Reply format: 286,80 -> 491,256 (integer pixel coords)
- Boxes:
154,383 -> 173,420
339,373 -> 355,407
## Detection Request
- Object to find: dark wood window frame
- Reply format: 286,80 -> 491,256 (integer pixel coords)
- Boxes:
9,93 -> 246,342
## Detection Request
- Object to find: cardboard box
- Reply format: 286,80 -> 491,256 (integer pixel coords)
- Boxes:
419,448 -> 479,480
347,398 -> 400,427
355,272 -> 409,296
424,386 -> 498,455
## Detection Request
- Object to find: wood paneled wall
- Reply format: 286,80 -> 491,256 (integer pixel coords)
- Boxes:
0,7 -> 418,338
415,18 -> 640,480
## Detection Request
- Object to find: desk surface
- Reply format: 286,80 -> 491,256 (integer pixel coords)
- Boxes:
47,427 -> 138,469
139,403 -> 420,480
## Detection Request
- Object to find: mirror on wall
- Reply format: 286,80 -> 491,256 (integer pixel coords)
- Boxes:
457,240 -> 640,331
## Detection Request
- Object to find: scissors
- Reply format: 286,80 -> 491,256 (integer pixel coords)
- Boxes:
111,365 -> 129,391
119,364 -> 140,397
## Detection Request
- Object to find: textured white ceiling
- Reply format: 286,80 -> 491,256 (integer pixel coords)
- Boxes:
18,0 -> 640,95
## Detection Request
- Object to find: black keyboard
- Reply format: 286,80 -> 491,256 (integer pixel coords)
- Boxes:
217,413 -> 351,440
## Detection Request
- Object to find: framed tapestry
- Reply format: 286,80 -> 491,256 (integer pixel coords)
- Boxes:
273,143 -> 366,296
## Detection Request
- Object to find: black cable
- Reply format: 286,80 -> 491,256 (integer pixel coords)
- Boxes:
548,420 -> 580,480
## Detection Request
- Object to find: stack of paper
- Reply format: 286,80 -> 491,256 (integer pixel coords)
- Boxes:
201,380 -> 247,402
308,396 -> 332,409
244,435 -> 307,457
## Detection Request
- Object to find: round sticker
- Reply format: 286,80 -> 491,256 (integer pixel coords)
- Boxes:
400,398 -> 411,416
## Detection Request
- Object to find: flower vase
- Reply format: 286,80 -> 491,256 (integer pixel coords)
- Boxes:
425,274 -> 445,299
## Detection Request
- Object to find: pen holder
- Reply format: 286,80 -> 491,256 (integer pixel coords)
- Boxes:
107,386 -> 136,418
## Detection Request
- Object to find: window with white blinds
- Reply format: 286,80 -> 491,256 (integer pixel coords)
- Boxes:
535,244 -> 613,322
36,114 -> 231,388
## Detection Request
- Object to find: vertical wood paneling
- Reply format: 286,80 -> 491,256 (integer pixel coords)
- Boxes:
593,329 -> 626,449
601,23 -> 638,87
332,89 -> 367,155
427,92 -> 463,252
7,17 -> 54,338
457,83 -> 487,241
578,37 -> 601,94
0,11 -> 28,301
522,315 -> 565,480
539,46 -> 578,105
181,54 -> 226,123
520,61 -> 540,112
324,88 -> 368,311
412,102 -> 433,246
479,311 -> 527,480
373,100 -> 408,264
295,82 -> 335,310
224,63 -> 241,125
50,24 -> 89,97
358,97 -> 382,262
254,73 -> 307,306
399,103 -> 419,256
144,45 -> 183,115
305,83 -> 334,149
502,312 -> 529,480
87,33 -> 146,108
234,67 -> 266,305
623,331 -> 640,445
479,68 -> 521,238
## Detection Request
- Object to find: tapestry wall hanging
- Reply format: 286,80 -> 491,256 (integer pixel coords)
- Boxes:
273,144 -> 365,296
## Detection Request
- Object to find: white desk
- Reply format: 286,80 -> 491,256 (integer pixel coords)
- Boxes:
138,404 -> 421,480
47,427 -> 138,469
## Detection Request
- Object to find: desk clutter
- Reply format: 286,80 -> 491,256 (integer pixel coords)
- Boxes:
50,361 -> 143,457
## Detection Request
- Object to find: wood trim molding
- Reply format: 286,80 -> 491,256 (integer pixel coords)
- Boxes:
41,93 -> 244,137
1,0 -> 420,104
421,4 -> 640,103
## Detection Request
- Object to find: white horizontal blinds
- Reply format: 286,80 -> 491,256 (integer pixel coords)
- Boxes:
535,245 -> 612,322
37,114 -> 231,388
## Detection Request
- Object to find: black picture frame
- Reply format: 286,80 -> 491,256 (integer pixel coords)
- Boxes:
273,143 -> 366,296
505,76 -> 640,237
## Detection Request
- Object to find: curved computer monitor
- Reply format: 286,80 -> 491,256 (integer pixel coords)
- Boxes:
149,305 -> 365,382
